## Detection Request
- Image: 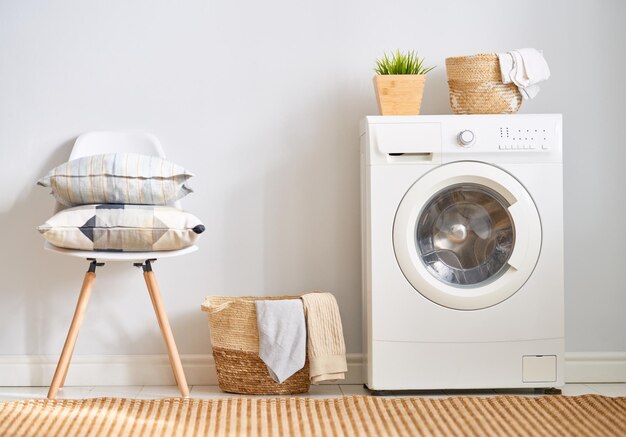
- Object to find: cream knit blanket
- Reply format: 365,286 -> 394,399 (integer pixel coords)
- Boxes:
301,292 -> 347,383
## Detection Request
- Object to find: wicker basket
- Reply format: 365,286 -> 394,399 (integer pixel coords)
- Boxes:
445,54 -> 521,114
201,295 -> 310,395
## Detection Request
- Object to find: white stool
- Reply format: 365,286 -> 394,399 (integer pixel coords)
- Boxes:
45,131 -> 194,399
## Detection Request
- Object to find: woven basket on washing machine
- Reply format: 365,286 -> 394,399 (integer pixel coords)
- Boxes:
201,295 -> 310,395
445,53 -> 522,114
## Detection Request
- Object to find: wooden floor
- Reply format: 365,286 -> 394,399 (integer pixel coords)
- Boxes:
0,383 -> 624,401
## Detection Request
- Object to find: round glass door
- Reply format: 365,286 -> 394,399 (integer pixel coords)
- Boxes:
416,184 -> 515,287
393,162 -> 542,310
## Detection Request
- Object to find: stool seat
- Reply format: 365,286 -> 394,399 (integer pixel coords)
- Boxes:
44,241 -> 198,262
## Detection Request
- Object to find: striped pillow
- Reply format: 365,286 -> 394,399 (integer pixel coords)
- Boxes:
37,153 -> 193,206
38,204 -> 205,252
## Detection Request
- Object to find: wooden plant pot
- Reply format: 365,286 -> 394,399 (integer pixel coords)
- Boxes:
373,74 -> 426,115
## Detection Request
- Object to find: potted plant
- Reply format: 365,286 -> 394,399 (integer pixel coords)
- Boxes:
373,50 -> 435,115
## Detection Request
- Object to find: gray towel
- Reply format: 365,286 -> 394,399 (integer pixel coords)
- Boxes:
255,299 -> 306,383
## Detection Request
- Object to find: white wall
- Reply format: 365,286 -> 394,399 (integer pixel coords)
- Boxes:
0,0 -> 624,360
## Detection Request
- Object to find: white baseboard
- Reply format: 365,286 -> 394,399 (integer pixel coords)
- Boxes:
0,353 -> 363,387
0,352 -> 623,387
564,352 -> 626,383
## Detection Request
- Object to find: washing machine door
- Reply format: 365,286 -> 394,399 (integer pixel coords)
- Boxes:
393,161 -> 541,310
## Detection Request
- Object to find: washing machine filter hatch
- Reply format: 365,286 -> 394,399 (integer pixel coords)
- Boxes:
416,183 -> 515,287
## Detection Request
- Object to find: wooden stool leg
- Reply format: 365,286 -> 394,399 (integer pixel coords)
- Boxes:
142,263 -> 189,397
144,282 -> 180,386
47,265 -> 97,399
59,342 -> 76,388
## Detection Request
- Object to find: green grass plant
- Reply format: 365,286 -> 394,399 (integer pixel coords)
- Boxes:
374,50 -> 435,75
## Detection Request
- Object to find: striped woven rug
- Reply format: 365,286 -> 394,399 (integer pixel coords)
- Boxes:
1,395 -> 625,436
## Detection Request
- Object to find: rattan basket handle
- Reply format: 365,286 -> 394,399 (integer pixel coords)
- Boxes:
202,301 -> 232,314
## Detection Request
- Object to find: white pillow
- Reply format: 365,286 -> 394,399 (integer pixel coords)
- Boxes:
38,204 -> 205,252
37,153 -> 193,206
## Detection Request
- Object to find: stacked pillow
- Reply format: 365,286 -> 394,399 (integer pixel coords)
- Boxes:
37,153 -> 204,252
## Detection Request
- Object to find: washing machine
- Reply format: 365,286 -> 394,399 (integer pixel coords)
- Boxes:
360,114 -> 564,391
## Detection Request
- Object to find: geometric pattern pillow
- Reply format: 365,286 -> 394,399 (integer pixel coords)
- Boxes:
37,153 -> 193,207
38,204 -> 205,252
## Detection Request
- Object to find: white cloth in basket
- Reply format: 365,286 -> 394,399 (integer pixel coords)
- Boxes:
301,292 -> 347,384
255,299 -> 306,383
498,48 -> 550,99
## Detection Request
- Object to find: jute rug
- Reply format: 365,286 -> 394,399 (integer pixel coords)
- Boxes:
1,395 -> 625,436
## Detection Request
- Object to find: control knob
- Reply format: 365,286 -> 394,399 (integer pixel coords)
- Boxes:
457,130 -> 475,147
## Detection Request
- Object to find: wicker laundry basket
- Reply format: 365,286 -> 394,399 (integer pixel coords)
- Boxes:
445,53 -> 522,114
201,295 -> 310,395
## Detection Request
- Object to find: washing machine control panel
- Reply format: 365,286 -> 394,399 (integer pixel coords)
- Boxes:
455,125 -> 554,151
446,116 -> 561,162
362,114 -> 562,165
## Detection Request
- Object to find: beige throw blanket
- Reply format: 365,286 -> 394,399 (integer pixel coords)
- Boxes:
301,292 -> 347,383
